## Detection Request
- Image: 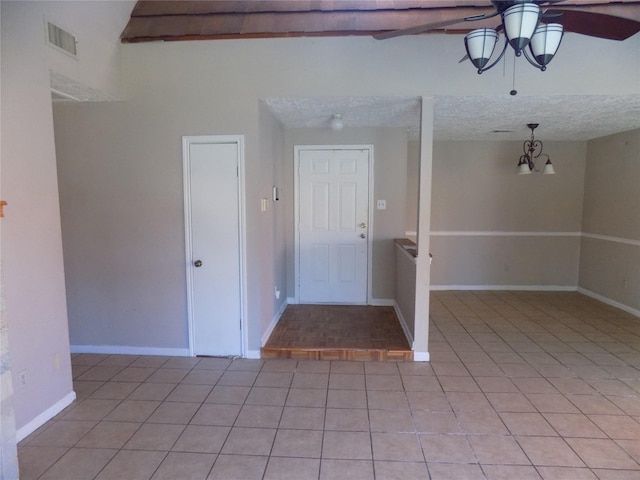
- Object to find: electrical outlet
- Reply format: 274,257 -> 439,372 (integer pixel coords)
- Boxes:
376,199 -> 386,210
18,370 -> 27,387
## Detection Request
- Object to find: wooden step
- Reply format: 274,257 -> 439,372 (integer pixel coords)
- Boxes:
261,304 -> 413,362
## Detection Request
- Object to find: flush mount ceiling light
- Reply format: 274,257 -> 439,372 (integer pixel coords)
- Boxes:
516,123 -> 555,175
330,114 -> 345,131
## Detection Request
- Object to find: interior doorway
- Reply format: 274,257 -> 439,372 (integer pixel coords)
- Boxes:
183,135 -> 247,357
295,146 -> 373,304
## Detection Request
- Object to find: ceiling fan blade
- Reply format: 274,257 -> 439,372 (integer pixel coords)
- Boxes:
548,9 -> 640,41
374,11 -> 498,40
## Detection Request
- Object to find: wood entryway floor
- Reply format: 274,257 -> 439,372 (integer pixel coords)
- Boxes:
261,305 -> 413,361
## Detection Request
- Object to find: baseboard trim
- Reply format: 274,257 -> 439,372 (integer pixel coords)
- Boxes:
16,391 -> 76,442
392,301 -> 414,348
287,297 -> 297,305
413,351 -> 430,362
262,300 -> 288,347
70,345 -> 191,357
430,285 -> 577,292
430,231 -> 581,237
368,298 -> 394,307
577,288 -> 640,318
245,350 -> 261,359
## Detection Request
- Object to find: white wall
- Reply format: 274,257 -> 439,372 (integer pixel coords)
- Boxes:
1,0 -> 70,438
428,141 -> 586,289
258,103 -> 288,348
579,129 -> 640,314
0,0 -> 133,439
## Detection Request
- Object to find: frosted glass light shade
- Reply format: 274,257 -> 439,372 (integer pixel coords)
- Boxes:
516,160 -> 532,175
503,3 -> 541,54
464,29 -> 499,69
529,23 -> 563,67
542,159 -> 556,174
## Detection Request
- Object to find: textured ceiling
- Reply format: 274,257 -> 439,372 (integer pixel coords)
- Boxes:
264,94 -> 640,141
50,71 -> 116,102
264,96 -> 421,130
435,94 -> 640,140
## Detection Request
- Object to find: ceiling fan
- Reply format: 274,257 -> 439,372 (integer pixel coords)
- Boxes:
374,1 -> 640,75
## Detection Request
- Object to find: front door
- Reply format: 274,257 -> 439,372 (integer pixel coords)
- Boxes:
297,147 -> 370,304
183,136 -> 244,356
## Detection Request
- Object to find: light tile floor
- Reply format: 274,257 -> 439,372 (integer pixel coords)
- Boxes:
18,291 -> 640,479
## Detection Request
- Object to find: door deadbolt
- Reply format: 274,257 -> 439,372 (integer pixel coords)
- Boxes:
194,260 -> 203,267
360,233 -> 366,239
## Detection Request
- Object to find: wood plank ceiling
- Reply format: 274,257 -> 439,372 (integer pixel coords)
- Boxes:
121,0 -> 640,43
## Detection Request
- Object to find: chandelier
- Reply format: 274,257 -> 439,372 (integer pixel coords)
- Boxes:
516,123 -> 555,175
464,2 -> 564,74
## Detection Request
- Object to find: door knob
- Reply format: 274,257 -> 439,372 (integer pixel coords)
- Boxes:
360,233 -> 366,239
194,260 -> 203,267
359,223 -> 367,229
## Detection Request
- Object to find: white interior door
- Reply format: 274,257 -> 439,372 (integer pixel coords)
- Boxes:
184,136 -> 243,356
297,147 -> 370,304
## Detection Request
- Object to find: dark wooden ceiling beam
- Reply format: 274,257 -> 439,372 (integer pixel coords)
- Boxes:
121,1 -> 640,43
129,0 -> 640,17
121,7 -> 495,42
129,0 -> 476,17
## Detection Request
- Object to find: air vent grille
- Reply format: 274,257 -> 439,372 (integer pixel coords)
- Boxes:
47,21 -> 77,57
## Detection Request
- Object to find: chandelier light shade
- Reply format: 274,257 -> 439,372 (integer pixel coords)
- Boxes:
529,23 -> 564,69
502,3 -> 541,54
464,29 -> 499,70
516,123 -> 555,175
516,161 -> 531,175
542,158 -> 556,175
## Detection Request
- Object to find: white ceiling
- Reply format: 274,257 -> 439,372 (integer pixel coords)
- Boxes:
264,94 -> 640,141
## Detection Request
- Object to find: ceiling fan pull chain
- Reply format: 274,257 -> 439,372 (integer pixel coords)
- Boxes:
503,49 -> 507,77
510,53 -> 518,96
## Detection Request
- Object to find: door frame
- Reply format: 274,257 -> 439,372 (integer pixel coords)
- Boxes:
293,145 -> 375,305
182,135 -> 248,357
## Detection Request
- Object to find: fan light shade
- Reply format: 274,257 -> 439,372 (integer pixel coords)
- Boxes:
464,29 -> 499,70
529,23 -> 564,67
502,2 -> 541,54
